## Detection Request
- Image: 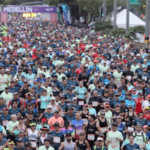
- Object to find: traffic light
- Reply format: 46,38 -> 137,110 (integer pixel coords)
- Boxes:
143,5 -> 146,7
100,7 -> 104,17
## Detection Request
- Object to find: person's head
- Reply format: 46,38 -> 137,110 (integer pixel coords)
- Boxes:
100,110 -> 105,118
42,89 -> 47,96
41,118 -> 47,125
54,122 -> 60,131
8,141 -> 15,149
144,106 -> 149,114
79,132 -> 85,140
143,125 -> 149,132
5,87 -> 9,93
12,101 -> 18,108
116,116 -> 122,123
136,124 -> 142,132
76,113 -> 81,120
139,112 -> 144,120
93,90 -> 98,97
128,93 -> 132,100
44,138 -> 50,148
17,139 -> 23,147
47,106 -> 52,113
51,96 -> 56,104
104,103 -> 110,111
3,107 -> 9,114
66,133 -> 72,142
18,116 -> 24,123
79,81 -> 83,87
115,93 -> 119,100
128,105 -> 134,111
96,137 -> 103,146
89,114 -> 96,121
129,135 -> 135,143
30,123 -> 36,130
64,121 -> 70,129
41,126 -> 49,135
72,97 -> 77,104
120,100 -> 125,106
115,104 -> 120,110
68,107 -> 74,114
112,122 -> 117,131
54,110 -> 59,117
83,104 -> 88,110
11,114 -> 17,122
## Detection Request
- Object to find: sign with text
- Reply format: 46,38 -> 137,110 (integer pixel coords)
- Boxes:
1,12 -> 8,23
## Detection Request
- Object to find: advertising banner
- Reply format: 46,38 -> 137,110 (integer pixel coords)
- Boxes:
50,13 -> 58,24
1,6 -> 56,13
1,12 -> 8,23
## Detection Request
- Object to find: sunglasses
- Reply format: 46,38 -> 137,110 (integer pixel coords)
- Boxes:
101,114 -> 105,115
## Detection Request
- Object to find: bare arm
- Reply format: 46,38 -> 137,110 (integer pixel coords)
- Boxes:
58,142 -> 65,150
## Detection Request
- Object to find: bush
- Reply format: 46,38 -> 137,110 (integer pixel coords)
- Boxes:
95,21 -> 113,31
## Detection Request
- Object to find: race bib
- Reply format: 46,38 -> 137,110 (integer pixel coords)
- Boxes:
31,141 -> 36,148
76,129 -> 82,135
2,120 -> 8,126
61,111 -> 65,116
78,101 -> 84,105
101,128 -> 107,133
82,119 -> 88,124
87,134 -> 95,140
111,141 -> 117,148
54,136 -> 60,143
92,101 -> 98,107
128,127 -> 134,132
127,76 -> 131,81
142,76 -> 147,81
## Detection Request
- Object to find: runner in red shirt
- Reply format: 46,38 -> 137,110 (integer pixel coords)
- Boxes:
135,93 -> 145,114
143,106 -> 150,120
79,41 -> 85,52
76,64 -> 83,76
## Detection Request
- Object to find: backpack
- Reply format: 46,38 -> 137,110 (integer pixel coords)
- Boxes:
134,131 -> 147,142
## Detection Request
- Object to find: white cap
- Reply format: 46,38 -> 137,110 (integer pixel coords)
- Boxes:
73,97 -> 77,100
46,75 -> 51,78
47,105 -> 52,109
137,54 -> 140,56
6,69 -> 10,72
144,59 -> 147,62
43,66 -> 47,68
85,55 -> 88,58
97,137 -> 103,141
51,96 -> 56,100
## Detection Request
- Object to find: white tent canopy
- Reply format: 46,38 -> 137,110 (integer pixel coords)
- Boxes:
111,9 -> 145,28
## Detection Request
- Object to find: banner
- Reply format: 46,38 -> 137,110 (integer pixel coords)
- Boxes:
50,13 -> 58,24
66,5 -> 71,24
1,12 -> 8,23
57,7 -> 62,23
1,6 -> 56,13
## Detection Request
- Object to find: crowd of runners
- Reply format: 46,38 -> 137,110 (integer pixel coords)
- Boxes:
0,20 -> 150,150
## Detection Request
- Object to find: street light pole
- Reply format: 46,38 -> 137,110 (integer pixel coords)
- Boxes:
103,0 -> 106,21
145,0 -> 150,43
113,0 -> 117,28
126,0 -> 130,33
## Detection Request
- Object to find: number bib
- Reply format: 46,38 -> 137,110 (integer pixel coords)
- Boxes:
87,134 -> 95,140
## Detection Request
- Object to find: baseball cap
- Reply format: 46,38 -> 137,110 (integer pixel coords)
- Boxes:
143,125 -> 148,128
145,106 -> 149,110
54,122 -> 60,126
112,122 -> 117,126
3,107 -> 8,110
66,133 -> 71,136
97,137 -> 103,141
54,110 -> 59,113
73,97 -> 77,101
79,132 -> 85,135
17,138 -> 22,142
51,96 -> 56,100
68,107 -> 74,110
47,106 -> 52,109
117,116 -> 122,119
30,123 -> 36,126
41,118 -> 47,122
9,141 -> 15,145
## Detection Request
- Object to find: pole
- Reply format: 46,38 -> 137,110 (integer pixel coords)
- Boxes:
113,0 -> 117,28
126,0 -> 130,33
103,0 -> 106,21
145,0 -> 150,43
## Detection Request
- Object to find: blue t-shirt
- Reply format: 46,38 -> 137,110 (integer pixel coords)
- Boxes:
75,87 -> 87,99
145,143 -> 150,150
40,95 -> 51,109
125,100 -> 136,107
43,113 -> 54,119
49,131 -> 64,150
124,143 -> 140,149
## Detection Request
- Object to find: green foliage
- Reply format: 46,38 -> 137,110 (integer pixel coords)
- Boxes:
111,28 -> 126,37
95,21 -> 113,31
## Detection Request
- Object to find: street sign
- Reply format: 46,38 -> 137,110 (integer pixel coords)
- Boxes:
130,0 -> 142,5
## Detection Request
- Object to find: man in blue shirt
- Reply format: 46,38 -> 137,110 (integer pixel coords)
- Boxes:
125,93 -> 136,108
49,122 -> 64,150
123,135 -> 140,150
9,101 -> 22,115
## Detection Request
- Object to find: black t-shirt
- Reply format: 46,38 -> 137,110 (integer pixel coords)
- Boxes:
122,71 -> 134,77
106,83 -> 117,89
120,106 -> 128,113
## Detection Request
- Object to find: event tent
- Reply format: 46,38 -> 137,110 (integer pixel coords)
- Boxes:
111,9 -> 145,28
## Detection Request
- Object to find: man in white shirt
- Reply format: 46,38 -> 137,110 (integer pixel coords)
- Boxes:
38,138 -> 54,150
142,95 -> 150,110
